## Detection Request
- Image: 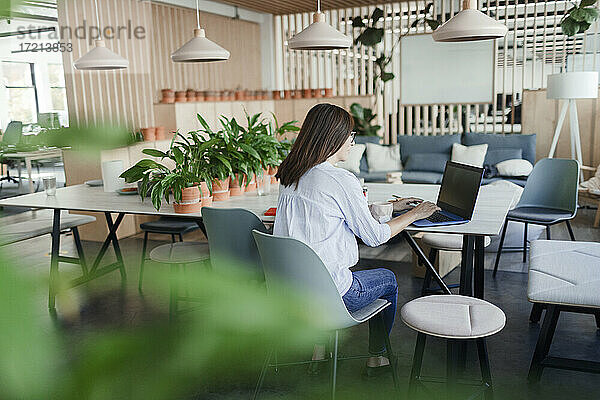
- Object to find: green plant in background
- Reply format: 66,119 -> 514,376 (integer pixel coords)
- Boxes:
349,103 -> 381,137
195,114 -> 233,182
120,130 -> 216,210
352,3 -> 439,92
269,113 -> 298,167
241,111 -> 281,174
218,115 -> 260,186
561,0 -> 599,37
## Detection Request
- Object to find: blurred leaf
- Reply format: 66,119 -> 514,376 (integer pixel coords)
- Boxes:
381,72 -> 395,82
426,18 -> 441,30
371,7 -> 384,24
561,17 -> 580,36
351,15 -> 365,27
410,19 -> 420,28
142,148 -> 167,158
425,2 -> 434,15
581,0 -> 597,6
356,27 -> 384,46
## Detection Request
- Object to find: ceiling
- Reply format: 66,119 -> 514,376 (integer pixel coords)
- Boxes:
213,0 -> 401,16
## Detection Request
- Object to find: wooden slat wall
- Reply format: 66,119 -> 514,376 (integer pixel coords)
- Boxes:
275,0 -> 600,155
58,0 -> 262,130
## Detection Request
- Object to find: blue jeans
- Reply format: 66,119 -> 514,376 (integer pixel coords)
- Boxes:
342,268 -> 398,355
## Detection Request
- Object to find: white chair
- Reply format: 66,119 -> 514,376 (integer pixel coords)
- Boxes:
252,230 -> 398,400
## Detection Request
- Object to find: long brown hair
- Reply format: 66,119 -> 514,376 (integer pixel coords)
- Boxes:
276,103 -> 353,188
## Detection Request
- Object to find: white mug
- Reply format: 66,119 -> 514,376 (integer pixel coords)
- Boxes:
369,201 -> 393,223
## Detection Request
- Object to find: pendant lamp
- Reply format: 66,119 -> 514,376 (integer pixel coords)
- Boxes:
171,0 -> 230,62
432,0 -> 507,42
288,0 -> 351,50
74,0 -> 128,70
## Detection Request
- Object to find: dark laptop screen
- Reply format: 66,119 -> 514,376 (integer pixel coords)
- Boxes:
437,162 -> 484,219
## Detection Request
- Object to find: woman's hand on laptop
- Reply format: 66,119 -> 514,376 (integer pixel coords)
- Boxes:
408,201 -> 440,221
389,197 -> 423,211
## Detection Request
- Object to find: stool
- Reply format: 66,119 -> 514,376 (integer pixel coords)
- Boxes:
527,240 -> 600,383
149,242 -> 210,320
138,217 -> 199,292
421,234 -> 491,295
402,295 -> 505,399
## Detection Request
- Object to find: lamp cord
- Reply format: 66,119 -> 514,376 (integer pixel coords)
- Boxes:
196,0 -> 200,29
94,0 -> 101,39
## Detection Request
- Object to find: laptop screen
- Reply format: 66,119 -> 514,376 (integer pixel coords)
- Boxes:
437,162 -> 484,219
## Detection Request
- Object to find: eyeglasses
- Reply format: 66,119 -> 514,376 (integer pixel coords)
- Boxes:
350,131 -> 356,142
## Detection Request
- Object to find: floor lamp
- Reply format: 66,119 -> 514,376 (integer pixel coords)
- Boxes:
547,71 -> 599,182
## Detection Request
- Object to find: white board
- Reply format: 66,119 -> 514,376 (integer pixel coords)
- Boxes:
400,34 -> 494,105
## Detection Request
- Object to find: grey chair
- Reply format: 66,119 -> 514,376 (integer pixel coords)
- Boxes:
202,207 -> 268,280
0,121 -> 23,186
138,217 -> 199,292
252,230 -> 398,400
493,158 -> 579,275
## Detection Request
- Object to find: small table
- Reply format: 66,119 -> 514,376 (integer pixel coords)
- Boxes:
0,183 -> 515,311
1,148 -> 63,193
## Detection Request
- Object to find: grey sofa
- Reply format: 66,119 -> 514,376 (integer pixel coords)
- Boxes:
354,132 -> 536,186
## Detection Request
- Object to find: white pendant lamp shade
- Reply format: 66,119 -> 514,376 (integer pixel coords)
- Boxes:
547,72 -> 599,100
432,0 -> 508,42
74,40 -> 129,71
288,12 -> 351,50
171,28 -> 230,62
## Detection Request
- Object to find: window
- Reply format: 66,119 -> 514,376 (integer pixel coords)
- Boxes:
2,61 -> 38,124
47,63 -> 67,112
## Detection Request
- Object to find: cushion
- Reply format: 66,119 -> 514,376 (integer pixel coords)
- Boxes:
463,132 -> 537,165
401,295 -> 506,339
358,171 -> 390,182
366,143 -> 402,172
149,242 -> 210,264
401,171 -> 443,184
529,240 -> 600,308
508,207 -> 574,223
354,136 -> 381,173
485,148 -> 523,167
422,233 -> 491,251
404,153 -> 449,173
451,143 -> 488,167
496,159 -> 533,177
397,134 -> 461,164
336,144 -> 366,174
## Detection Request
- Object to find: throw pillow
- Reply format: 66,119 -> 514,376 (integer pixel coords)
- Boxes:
336,144 -> 366,174
451,143 -> 488,167
496,159 -> 534,177
366,143 -> 402,172
404,153 -> 450,173
484,148 -> 523,167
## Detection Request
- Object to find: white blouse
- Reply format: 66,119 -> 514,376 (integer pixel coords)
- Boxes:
273,161 -> 392,295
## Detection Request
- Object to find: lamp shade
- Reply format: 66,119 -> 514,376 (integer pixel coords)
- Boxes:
171,28 -> 230,62
547,72 -> 599,100
288,12 -> 351,51
74,40 -> 129,71
432,5 -> 508,42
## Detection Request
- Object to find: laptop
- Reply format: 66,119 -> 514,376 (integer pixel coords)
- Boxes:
396,161 -> 484,227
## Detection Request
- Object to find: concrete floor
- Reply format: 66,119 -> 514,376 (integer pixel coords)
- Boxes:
0,205 -> 599,399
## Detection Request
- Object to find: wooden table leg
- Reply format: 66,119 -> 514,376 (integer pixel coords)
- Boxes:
25,157 -> 34,194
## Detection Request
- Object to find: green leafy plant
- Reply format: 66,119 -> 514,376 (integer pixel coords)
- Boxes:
349,103 -> 381,137
352,3 -> 440,89
195,114 -> 233,182
561,0 -> 599,37
241,112 -> 280,174
269,113 -> 298,166
120,130 -> 216,211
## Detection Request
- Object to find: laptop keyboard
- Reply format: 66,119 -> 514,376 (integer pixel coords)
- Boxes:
425,212 -> 455,223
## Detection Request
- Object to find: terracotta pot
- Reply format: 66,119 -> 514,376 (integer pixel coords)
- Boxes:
302,88 -> 312,98
196,91 -> 205,101
234,90 -> 245,101
284,90 -> 292,99
141,127 -> 156,141
173,186 -> 201,214
155,126 -> 166,141
324,88 -> 333,98
186,89 -> 196,102
273,90 -> 282,100
175,91 -> 187,102
246,175 -> 257,192
212,177 -> 231,201
313,88 -> 323,98
268,165 -> 278,176
230,174 -> 246,196
162,89 -> 174,97
292,90 -> 301,99
201,195 -> 213,207
200,181 -> 211,198
271,176 -> 278,185
161,97 -> 175,104
204,91 -> 217,102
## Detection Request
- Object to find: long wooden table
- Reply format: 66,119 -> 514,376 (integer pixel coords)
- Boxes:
1,148 -> 63,194
0,183 -> 516,310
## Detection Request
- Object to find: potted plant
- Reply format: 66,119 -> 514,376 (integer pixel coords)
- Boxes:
196,114 -> 233,201
268,114 -> 298,181
349,103 -> 381,137
120,131 -> 215,213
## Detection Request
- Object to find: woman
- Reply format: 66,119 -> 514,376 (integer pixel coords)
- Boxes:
274,103 -> 439,372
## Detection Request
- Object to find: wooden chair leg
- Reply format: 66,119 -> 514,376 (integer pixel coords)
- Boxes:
546,225 -> 551,240
408,332 -> 427,397
138,231 -> 149,293
421,248 -> 438,296
493,219 -> 509,278
523,222 -> 529,263
528,305 -> 560,384
477,338 -> 494,400
380,313 -> 399,389
565,220 -> 576,241
530,303 -> 545,324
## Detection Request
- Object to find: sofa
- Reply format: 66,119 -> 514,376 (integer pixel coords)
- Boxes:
354,132 -> 536,187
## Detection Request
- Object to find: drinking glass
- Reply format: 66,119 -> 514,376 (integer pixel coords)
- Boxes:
257,174 -> 271,196
43,176 -> 57,196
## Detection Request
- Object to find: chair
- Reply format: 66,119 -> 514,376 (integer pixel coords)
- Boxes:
402,295 -> 505,400
420,233 -> 491,296
527,240 -> 600,383
138,217 -> 199,292
0,121 -> 23,185
493,158 -> 579,275
202,207 -> 269,279
149,241 -> 210,320
252,230 -> 398,400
